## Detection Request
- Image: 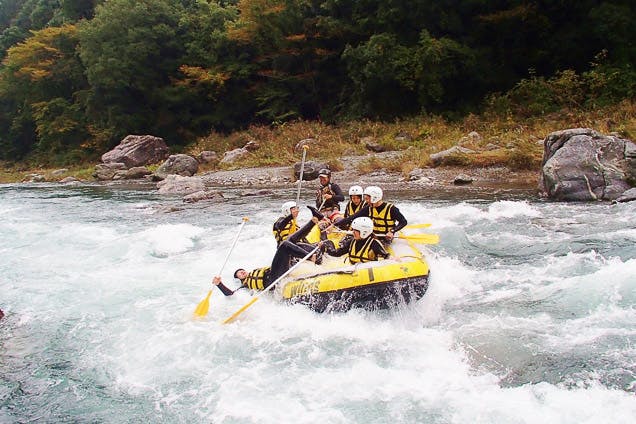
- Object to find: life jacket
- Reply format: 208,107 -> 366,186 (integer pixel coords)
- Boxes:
348,236 -> 377,264
316,183 -> 337,210
345,200 -> 365,218
273,218 -> 298,245
370,202 -> 395,235
243,267 -> 270,290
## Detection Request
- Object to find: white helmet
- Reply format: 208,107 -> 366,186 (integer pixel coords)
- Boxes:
351,217 -> 374,239
364,186 -> 383,203
348,185 -> 363,196
281,201 -> 297,216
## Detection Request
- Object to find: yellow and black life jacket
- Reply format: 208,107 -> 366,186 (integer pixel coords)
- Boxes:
345,200 -> 365,218
243,267 -> 270,290
348,237 -> 377,264
273,218 -> 298,245
370,202 -> 395,234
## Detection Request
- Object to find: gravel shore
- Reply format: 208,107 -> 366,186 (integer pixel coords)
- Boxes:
200,152 -> 541,199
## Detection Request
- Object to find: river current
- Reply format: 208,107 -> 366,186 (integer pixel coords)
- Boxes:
0,183 -> 634,423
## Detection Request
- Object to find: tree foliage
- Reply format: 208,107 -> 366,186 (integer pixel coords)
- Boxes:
0,0 -> 634,164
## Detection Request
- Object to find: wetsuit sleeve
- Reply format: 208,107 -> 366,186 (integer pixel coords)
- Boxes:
372,239 -> 390,259
335,204 -> 369,229
215,282 -> 236,296
331,183 -> 345,203
273,214 -> 293,231
390,205 -> 407,233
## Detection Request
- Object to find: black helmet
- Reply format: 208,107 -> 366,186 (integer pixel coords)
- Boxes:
318,168 -> 331,178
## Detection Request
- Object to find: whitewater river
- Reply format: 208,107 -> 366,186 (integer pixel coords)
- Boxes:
0,182 -> 634,423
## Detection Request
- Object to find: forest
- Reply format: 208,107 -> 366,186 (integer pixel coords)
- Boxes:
0,0 -> 634,165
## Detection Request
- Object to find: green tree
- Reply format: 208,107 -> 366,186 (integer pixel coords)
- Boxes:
0,24 -> 90,161
78,0 -> 187,145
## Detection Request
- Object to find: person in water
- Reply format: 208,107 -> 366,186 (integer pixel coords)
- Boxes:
326,216 -> 389,264
213,206 -> 326,296
335,186 -> 407,243
315,168 -> 344,214
272,201 -> 301,246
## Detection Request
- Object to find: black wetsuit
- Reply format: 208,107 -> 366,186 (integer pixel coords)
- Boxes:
215,219 -> 318,296
316,181 -> 345,212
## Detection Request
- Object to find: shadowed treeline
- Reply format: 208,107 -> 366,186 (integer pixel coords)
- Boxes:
0,0 -> 634,166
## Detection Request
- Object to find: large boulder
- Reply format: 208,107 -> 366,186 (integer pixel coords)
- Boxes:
101,135 -> 169,168
93,163 -> 151,180
153,154 -> 199,180
294,160 -> 329,180
540,128 -> 636,201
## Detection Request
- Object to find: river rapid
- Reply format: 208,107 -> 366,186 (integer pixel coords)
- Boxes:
0,183 -> 634,423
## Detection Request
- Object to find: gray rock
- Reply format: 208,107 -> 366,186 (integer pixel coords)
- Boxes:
220,148 -> 250,164
51,168 -> 68,176
101,135 -> 169,168
394,132 -> 412,142
183,190 -> 224,203
613,188 -> 636,203
467,131 -> 482,143
240,189 -> 275,197
153,154 -> 199,180
123,166 -> 152,180
157,175 -> 205,195
540,128 -> 636,201
198,151 -> 218,163
59,176 -> 80,184
484,143 -> 500,151
430,146 -> 476,166
23,173 -> 45,182
94,162 -> 126,180
294,160 -> 329,180
453,174 -> 474,185
364,138 -> 386,153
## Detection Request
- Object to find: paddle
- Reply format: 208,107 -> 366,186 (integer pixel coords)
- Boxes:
404,223 -> 431,229
332,227 -> 440,245
295,145 -> 309,204
373,232 -> 440,244
222,245 -> 320,324
194,217 -> 249,318
395,233 -> 439,244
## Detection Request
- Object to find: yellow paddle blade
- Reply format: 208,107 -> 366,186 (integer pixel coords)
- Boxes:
397,233 -> 440,244
193,290 -> 212,317
404,223 -> 432,229
223,297 -> 259,324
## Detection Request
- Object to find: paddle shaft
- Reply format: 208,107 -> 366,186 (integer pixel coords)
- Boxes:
296,145 -> 309,204
217,217 -> 249,276
223,245 -> 319,324
194,217 -> 249,317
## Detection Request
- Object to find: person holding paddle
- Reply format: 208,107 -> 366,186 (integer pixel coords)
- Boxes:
212,206 -> 326,296
325,217 -> 389,264
315,168 -> 344,214
272,201 -> 301,246
335,186 -> 407,243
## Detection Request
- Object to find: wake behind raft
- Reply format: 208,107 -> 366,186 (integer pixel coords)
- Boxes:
273,232 -> 430,313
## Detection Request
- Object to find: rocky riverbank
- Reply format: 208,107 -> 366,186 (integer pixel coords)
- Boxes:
198,151 -> 541,198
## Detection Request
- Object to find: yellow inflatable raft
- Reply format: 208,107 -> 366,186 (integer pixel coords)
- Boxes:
276,237 -> 430,313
